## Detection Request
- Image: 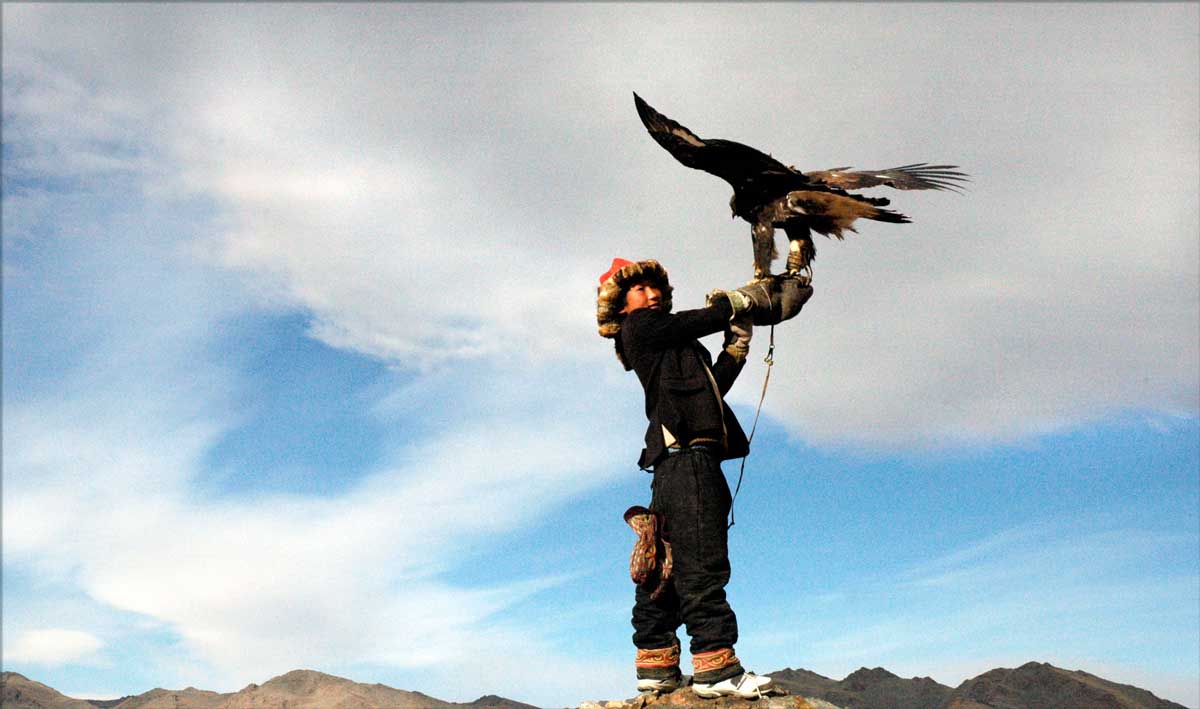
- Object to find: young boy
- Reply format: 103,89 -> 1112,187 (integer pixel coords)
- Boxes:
596,258 -> 810,699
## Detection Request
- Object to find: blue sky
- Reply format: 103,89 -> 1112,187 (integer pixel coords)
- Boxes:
2,3 -> 1198,708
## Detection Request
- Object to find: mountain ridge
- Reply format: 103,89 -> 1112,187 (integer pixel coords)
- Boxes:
1,670 -> 536,709
2,661 -> 1191,709
765,661 -> 1188,709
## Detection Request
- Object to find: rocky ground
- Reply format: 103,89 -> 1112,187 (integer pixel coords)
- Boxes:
579,688 -> 841,709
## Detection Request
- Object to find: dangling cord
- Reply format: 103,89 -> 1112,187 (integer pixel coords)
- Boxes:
729,323 -> 775,530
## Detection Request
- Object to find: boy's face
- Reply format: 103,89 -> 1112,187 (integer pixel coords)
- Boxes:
621,280 -> 663,314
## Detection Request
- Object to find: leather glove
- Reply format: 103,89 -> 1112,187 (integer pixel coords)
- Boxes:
748,275 -> 814,325
706,288 -> 753,316
707,281 -> 775,318
774,275 -> 813,324
735,281 -> 775,313
723,314 -> 753,362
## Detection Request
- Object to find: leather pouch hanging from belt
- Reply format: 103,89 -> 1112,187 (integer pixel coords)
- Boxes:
623,505 -> 673,600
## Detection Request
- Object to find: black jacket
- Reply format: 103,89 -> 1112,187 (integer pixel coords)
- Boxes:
619,301 -> 750,469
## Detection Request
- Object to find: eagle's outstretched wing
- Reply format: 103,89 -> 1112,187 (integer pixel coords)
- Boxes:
633,92 -> 800,191
802,163 -> 969,193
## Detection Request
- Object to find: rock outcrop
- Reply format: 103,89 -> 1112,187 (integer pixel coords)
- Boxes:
579,690 -> 841,709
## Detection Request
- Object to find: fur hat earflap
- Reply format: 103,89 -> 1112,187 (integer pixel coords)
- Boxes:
596,258 -> 674,339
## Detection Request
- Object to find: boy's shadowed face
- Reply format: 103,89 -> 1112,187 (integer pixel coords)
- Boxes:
621,281 -> 662,314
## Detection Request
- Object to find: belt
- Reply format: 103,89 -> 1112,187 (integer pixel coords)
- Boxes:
666,443 -> 717,456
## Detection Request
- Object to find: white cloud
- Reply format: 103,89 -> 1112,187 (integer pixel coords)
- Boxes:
2,47 -> 631,698
0,153 -> 631,699
7,4 -> 1196,446
2,4 -> 1197,706
4,358 -> 628,699
6,629 -> 104,666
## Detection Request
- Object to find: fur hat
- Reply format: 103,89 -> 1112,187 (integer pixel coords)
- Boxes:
596,258 -> 674,339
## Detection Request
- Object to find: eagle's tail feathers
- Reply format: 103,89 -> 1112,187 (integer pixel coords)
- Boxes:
785,190 -> 911,235
869,208 -> 910,224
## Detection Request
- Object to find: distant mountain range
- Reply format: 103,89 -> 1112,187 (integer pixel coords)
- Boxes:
1,670 -> 538,709
2,661 -> 1191,709
765,661 -> 1188,709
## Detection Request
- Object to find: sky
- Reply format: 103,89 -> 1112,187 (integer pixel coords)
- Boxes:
2,3 -> 1197,708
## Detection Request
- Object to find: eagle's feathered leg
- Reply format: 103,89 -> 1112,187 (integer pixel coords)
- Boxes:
783,223 -> 814,282
751,221 -> 777,281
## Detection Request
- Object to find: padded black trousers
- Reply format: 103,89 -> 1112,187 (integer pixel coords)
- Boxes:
631,447 -> 741,682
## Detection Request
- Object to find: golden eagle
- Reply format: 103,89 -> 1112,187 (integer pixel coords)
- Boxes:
634,93 -> 969,280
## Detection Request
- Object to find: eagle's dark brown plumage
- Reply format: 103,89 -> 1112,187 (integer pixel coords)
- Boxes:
633,93 -> 969,280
